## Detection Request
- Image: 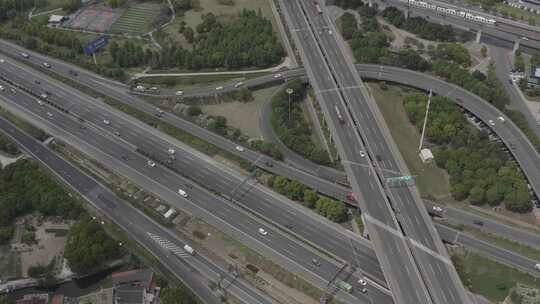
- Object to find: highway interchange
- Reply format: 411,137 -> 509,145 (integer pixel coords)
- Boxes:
1,0 -> 540,302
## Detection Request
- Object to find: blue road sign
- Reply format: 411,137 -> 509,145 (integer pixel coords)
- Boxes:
84,36 -> 109,56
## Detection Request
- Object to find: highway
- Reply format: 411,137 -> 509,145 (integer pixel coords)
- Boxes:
0,56 -> 390,303
281,0 -> 472,303
0,114 -> 268,304
3,37 -> 538,268
279,0 -> 438,303
1,36 -> 540,300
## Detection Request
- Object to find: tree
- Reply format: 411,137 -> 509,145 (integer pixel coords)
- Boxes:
208,116 -> 227,135
64,217 -> 121,274
315,197 -> 330,217
160,285 -> 199,304
303,189 -> 318,208
485,185 -> 502,206
272,176 -> 289,195
481,45 -> 487,58
469,186 -> 485,205
285,180 -> 305,201
186,105 -> 202,116
183,27 -> 194,43
339,13 -> 358,40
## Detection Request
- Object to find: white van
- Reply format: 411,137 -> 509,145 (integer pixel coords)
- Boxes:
178,189 -> 188,198
183,244 -> 195,255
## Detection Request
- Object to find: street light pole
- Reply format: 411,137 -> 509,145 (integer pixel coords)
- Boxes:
418,89 -> 432,151
286,88 -> 294,123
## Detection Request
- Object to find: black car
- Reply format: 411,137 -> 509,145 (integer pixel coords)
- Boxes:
473,220 -> 484,226
375,155 -> 382,162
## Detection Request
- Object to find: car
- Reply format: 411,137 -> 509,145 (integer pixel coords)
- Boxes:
273,73 -> 282,79
175,90 -> 184,96
359,150 -> 365,157
375,155 -> 382,162
522,36 -> 530,41
40,93 -> 48,99
473,220 -> 484,226
488,119 -> 495,126
168,148 -> 176,155
535,263 -> 540,270
358,278 -> 367,286
103,119 -> 110,125
497,116 -> 505,123
258,228 -> 268,235
234,82 -> 244,88
328,29 -> 333,34
360,288 -> 367,294
35,80 -> 41,85
69,70 -> 78,76
265,160 -> 273,167
135,85 -> 145,92
43,62 -> 51,68
46,112 -> 53,118
21,52 -> 29,59
0,59 -> 4,63
0,85 -> 4,91
235,145 -> 245,152
37,100 -> 44,106
147,160 -> 156,167
178,189 -> 188,198
114,131 -> 120,136
215,86 -> 224,90
150,87 -> 158,91
432,206 -> 443,212
311,259 -> 321,266
10,88 -> 16,94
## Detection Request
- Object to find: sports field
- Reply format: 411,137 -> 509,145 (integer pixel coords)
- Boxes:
110,2 -> 161,35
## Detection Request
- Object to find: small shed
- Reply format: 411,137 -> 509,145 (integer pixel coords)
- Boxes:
48,15 -> 66,25
419,148 -> 434,163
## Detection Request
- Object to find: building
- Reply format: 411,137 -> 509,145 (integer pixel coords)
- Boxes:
419,148 -> 434,163
112,269 -> 157,304
48,15 -> 66,26
16,294 -> 49,304
527,67 -> 540,89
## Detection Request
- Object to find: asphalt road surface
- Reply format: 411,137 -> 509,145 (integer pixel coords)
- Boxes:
0,115 -> 270,304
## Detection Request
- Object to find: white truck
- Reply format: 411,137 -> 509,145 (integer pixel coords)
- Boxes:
183,244 -> 195,255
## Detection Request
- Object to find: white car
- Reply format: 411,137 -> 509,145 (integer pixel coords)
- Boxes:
103,119 -> 110,125
488,119 -> 495,126
147,160 -> 156,167
40,93 -> 48,99
168,148 -> 176,155
236,145 -> 245,152
21,52 -> 29,59
0,59 -> 4,63
234,82 -> 244,88
0,85 -> 4,91
37,100 -> 44,106
328,30 -> 333,34
178,189 -> 188,198
135,85 -> 145,92
432,206 -> 443,212
175,90 -> 184,96
522,36 -> 530,41
497,116 -> 505,123
215,86 -> 224,91
273,73 -> 282,79
360,288 -> 367,294
535,263 -> 540,270
46,112 -> 53,118
359,150 -> 365,157
358,278 -> 367,286
258,228 -> 268,235
43,62 -> 51,68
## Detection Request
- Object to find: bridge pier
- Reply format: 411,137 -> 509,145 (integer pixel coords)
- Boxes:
476,30 -> 482,44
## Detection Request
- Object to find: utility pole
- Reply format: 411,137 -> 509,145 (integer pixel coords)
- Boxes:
418,89 -> 432,151
286,88 -> 294,123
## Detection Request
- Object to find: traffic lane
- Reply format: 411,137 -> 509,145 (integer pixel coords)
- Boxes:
436,224 -> 540,277
0,116 -> 227,304
0,78 -> 389,303
360,66 -> 540,198
367,223 -> 433,304
300,0 -> 444,254
0,60 -> 385,287
411,246 -> 470,304
282,3 -> 433,302
0,85 -> 380,302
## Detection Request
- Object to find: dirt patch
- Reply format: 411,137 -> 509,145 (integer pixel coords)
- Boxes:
201,86 -> 280,138
377,17 -> 439,51
15,217 -> 71,277
64,2 -> 124,33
